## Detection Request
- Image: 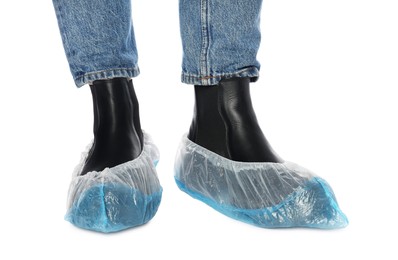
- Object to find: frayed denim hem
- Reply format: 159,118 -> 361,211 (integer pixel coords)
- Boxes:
74,67 -> 140,88
181,67 -> 259,86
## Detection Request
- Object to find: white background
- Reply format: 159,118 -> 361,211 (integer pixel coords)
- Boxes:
0,0 -> 397,259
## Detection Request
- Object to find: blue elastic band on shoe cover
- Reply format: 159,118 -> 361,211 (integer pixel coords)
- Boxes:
65,132 -> 162,233
174,135 -> 348,229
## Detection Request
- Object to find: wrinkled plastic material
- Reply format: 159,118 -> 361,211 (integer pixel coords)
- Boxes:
174,135 -> 348,229
65,132 -> 162,233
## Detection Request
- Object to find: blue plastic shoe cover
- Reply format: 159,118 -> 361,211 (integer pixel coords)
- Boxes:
174,135 -> 348,229
65,132 -> 162,233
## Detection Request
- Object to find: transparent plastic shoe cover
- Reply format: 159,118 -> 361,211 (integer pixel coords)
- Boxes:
65,132 -> 162,233
174,135 -> 348,229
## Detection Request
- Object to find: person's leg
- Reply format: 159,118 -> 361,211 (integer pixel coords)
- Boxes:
180,0 -> 280,162
53,0 -> 142,174
176,0 -> 348,229
52,0 -> 162,232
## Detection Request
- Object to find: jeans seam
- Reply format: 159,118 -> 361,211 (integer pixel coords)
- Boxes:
200,0 -> 210,85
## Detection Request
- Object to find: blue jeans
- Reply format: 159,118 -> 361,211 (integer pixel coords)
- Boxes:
52,0 -> 262,87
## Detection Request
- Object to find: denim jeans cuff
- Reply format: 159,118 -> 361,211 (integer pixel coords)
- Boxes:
181,66 -> 259,86
74,67 -> 140,88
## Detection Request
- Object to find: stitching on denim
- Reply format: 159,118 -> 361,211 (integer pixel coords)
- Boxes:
200,0 -> 210,84
183,67 -> 259,80
75,67 -> 139,87
76,67 -> 138,79
181,67 -> 260,86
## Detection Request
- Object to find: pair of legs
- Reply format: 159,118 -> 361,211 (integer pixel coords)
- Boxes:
52,0 -> 279,173
53,0 -> 348,232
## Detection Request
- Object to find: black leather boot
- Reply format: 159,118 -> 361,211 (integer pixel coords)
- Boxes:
80,77 -> 143,175
188,77 -> 282,163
